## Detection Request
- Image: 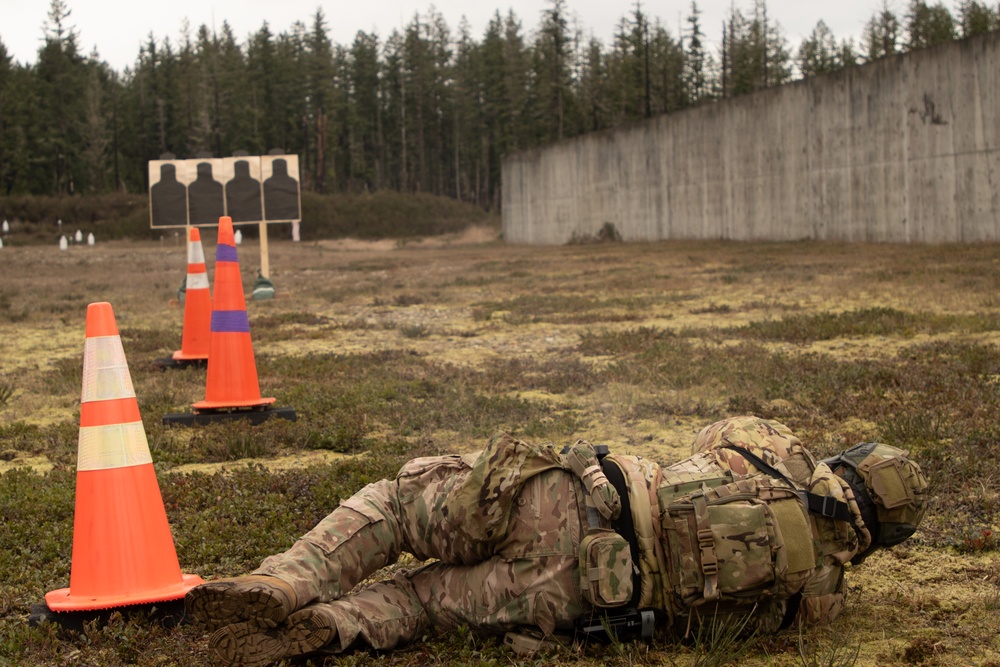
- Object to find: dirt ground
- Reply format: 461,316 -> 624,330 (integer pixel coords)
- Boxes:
1,228 -> 999,666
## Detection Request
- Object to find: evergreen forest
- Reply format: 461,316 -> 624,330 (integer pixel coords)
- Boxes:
0,0 -> 998,209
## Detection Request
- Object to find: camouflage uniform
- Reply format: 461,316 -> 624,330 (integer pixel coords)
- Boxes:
235,417 -> 909,653
250,433 -> 599,651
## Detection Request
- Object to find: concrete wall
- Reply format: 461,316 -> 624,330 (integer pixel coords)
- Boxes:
502,32 -> 1000,244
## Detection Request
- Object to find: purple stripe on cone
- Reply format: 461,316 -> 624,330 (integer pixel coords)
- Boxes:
211,310 -> 250,333
216,245 -> 238,263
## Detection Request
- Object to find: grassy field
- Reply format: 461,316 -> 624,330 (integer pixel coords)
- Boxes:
1,229 -> 999,666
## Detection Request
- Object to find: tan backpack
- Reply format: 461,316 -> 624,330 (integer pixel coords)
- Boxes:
660,475 -> 818,613
656,437 -> 864,634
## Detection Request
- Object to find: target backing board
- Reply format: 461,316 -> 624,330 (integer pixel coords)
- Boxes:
148,155 -> 302,229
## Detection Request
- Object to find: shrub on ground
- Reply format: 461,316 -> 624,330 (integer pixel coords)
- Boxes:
0,191 -> 498,244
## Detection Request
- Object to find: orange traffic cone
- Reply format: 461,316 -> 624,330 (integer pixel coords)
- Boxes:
45,302 -> 203,611
192,217 -> 275,412
171,227 -> 212,363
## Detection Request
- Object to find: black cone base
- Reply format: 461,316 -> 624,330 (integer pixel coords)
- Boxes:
162,405 -> 297,427
151,356 -> 208,371
29,599 -> 189,631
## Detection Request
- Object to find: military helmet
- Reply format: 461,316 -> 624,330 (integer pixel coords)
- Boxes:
692,415 -> 803,458
822,443 -> 929,549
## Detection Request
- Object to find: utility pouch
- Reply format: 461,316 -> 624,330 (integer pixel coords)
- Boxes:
579,529 -> 634,608
859,455 -> 913,509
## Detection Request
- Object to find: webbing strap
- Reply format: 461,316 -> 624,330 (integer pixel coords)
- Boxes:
690,491 -> 720,601
719,445 -> 853,522
600,457 -> 642,609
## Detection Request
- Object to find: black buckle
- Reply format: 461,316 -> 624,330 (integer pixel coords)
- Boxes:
560,443 -> 610,458
819,495 -> 838,518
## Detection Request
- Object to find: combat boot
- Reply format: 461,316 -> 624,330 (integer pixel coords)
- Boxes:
209,604 -> 338,667
185,574 -> 298,631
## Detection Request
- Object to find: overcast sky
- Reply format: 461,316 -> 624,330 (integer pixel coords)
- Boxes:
2,0 -> 898,72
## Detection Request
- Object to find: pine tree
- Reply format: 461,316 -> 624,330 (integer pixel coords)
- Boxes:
246,22 -> 285,154
649,21 -> 686,114
862,1 -> 902,60
905,1 -> 957,50
477,13 -> 506,206
0,39 -> 30,194
502,11 -> 530,153
194,25 -> 224,158
577,36 -> 610,132
610,9 -> 647,122
176,21 -> 212,155
274,23 -> 310,163
347,30 -> 382,191
427,10 -> 454,197
35,0 -> 88,194
798,20 -> 839,77
533,0 -> 574,142
838,39 -> 860,68
382,29 -> 406,191
684,2 -> 708,103
157,37 -> 183,155
81,56 -> 110,191
451,19 -> 478,203
305,10 -> 336,192
722,1 -> 790,96
403,13 -> 433,191
215,23 -> 253,155
957,1 -> 999,37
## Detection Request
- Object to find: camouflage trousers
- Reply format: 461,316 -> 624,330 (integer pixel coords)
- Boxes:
253,454 -> 591,652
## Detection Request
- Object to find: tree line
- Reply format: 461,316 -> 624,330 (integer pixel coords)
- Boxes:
0,0 -> 998,208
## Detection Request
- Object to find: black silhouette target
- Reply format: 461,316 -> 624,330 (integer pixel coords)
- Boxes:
149,162 -> 189,227
263,156 -> 301,221
225,159 -> 263,223
187,160 -> 225,226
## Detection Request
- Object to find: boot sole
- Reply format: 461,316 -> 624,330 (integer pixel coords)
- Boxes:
186,581 -> 292,631
210,607 -> 336,667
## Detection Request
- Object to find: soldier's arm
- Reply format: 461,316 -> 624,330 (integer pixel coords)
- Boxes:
795,564 -> 846,626
794,470 -> 864,627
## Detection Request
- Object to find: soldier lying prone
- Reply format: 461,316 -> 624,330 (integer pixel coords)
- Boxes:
186,416 -> 929,666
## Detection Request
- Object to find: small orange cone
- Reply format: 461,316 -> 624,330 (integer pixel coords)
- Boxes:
172,227 -> 212,362
45,303 -> 203,611
193,217 -> 275,411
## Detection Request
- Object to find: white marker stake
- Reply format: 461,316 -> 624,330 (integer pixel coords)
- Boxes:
75,230 -> 83,243
234,229 -> 243,245
87,232 -> 95,246
59,236 -> 68,251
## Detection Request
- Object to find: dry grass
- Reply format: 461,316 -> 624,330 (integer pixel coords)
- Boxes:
1,235 -> 999,666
